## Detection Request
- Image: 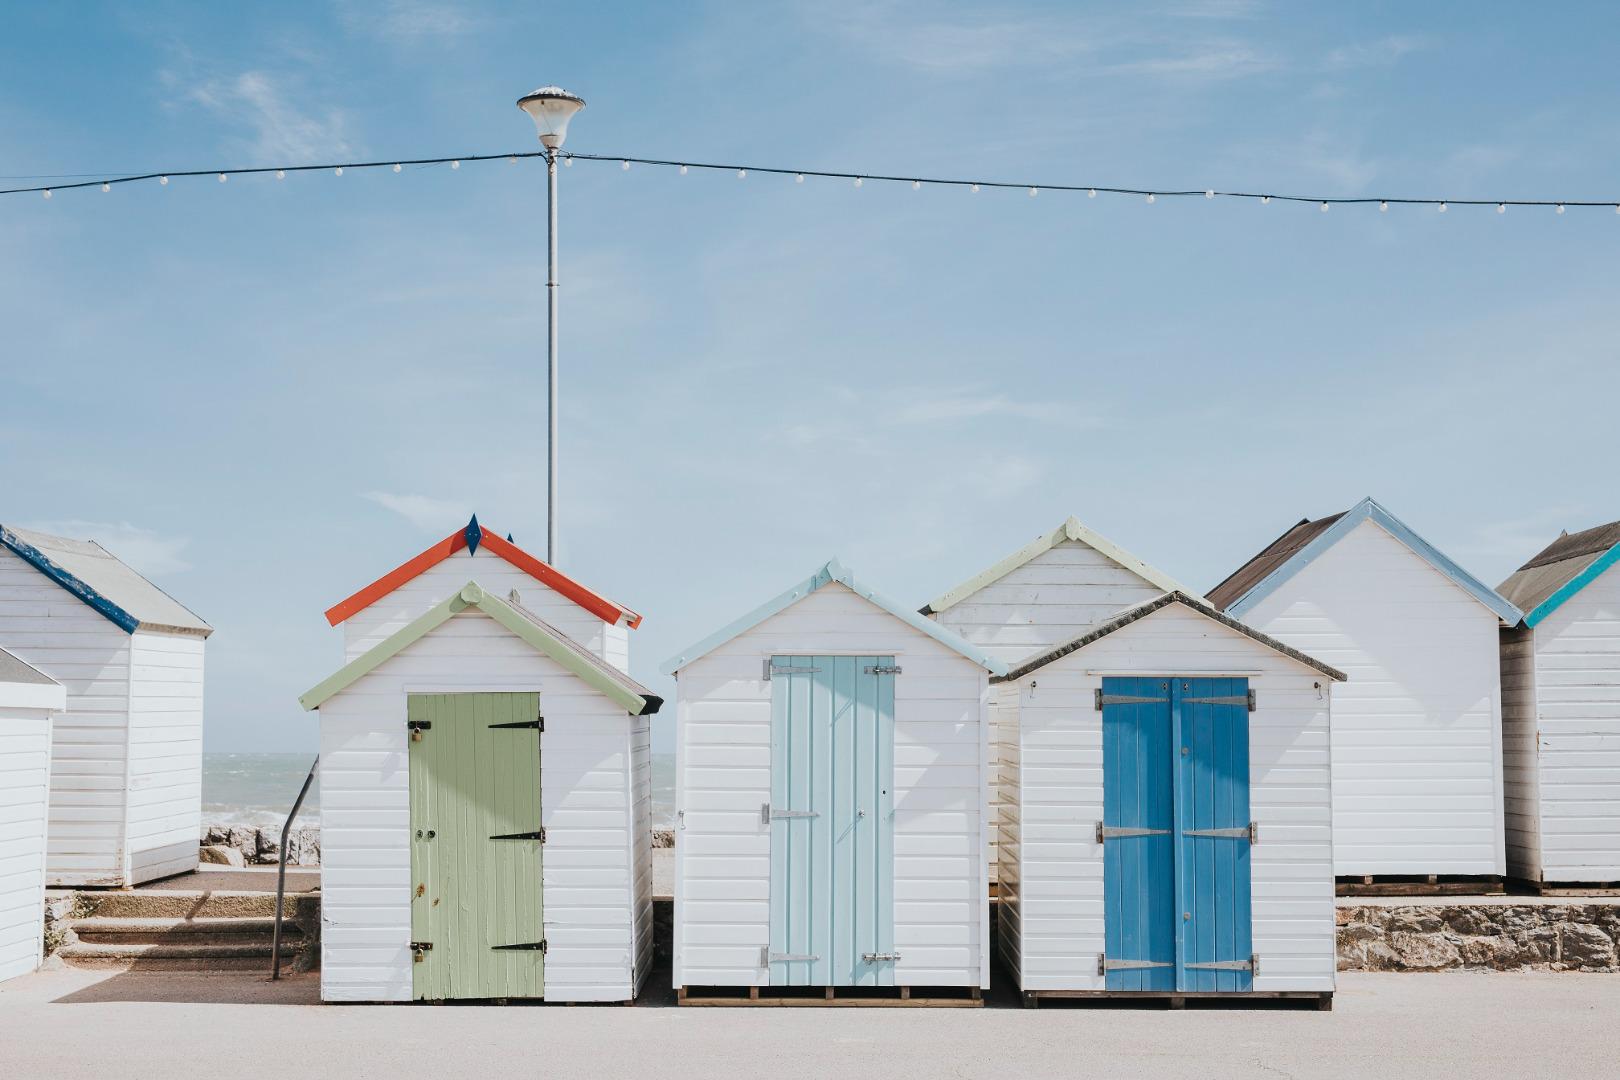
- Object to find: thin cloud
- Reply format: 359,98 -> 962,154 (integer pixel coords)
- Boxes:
1325,34 -> 1429,70
183,70 -> 352,163
891,392 -> 1078,425
21,520 -> 192,576
362,492 -> 473,532
339,0 -> 482,39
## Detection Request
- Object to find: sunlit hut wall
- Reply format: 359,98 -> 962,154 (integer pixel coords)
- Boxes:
0,649 -> 65,983
302,520 -> 655,1003
0,525 -> 211,888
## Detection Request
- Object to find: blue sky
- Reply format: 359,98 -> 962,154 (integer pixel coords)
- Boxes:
4,2 -> 1618,754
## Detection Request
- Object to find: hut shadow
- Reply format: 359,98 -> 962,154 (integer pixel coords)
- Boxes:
49,968 -> 322,1006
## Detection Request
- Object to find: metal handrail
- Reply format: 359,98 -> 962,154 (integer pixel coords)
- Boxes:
270,754 -> 319,980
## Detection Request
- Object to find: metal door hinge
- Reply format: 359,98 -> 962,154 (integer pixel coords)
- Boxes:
764,659 -> 822,681
761,803 -> 819,825
490,718 -> 543,730
1096,823 -> 1171,843
1098,954 -> 1172,976
762,947 -> 818,965
1095,690 -> 1170,710
1185,822 -> 1258,843
1187,955 -> 1257,973
490,828 -> 545,842
862,952 -> 902,963
411,941 -> 432,962
1182,690 -> 1257,711
492,940 -> 547,953
864,664 -> 902,676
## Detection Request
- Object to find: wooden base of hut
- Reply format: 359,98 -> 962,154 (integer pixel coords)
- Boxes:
1020,990 -> 1332,1011
1336,874 -> 1504,897
677,984 -> 982,1008
1512,879 -> 1620,898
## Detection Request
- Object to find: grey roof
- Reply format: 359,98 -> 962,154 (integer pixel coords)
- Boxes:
993,591 -> 1349,683
509,597 -> 662,715
0,525 -> 212,636
1498,519 -> 1620,620
0,647 -> 57,686
1206,513 -> 1345,612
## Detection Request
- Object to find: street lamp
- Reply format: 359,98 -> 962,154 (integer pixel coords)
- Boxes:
517,86 -> 585,566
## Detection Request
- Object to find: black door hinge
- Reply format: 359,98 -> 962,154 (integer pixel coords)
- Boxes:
492,939 -> 547,953
489,828 -> 545,842
489,718 -> 543,731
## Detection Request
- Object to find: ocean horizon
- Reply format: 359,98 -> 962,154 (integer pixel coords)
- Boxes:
203,751 -> 676,829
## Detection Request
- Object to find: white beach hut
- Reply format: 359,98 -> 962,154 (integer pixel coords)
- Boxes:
664,559 -> 1007,1004
995,592 -> 1344,1005
0,525 -> 212,887
1497,519 -> 1620,888
0,648 -> 66,983
1206,498 -> 1522,886
300,519 -> 657,1003
921,516 -> 1196,881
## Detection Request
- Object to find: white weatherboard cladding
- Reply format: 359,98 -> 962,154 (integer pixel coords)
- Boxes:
0,707 -> 53,982
931,539 -> 1166,886
0,546 -> 166,887
1508,560 -> 1620,882
1238,518 -> 1505,877
317,609 -> 646,1003
126,632 -> 205,883
674,582 -> 991,989
998,603 -> 1336,993
340,547 -> 629,672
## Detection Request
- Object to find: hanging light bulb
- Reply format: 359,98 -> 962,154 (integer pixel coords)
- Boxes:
218,173 -> 228,183
853,177 -> 863,187
1556,203 -> 1566,214
160,176 -> 169,185
276,170 -> 286,180
1497,203 -> 1506,214
971,183 -> 980,193
1028,186 -> 1038,197
508,155 -> 517,165
621,160 -> 630,171
450,160 -> 460,170
1438,201 -> 1448,213
1145,193 -> 1155,203
1614,204 -> 1620,214
1205,189 -> 1215,199
1320,201 -> 1329,212
738,169 -> 747,179
334,167 -> 343,176
42,189 -> 51,199
679,164 -> 688,175
393,163 -> 402,173
101,183 -> 110,192
1261,195 -> 1271,204
1379,200 -> 1388,212
795,173 -> 803,183
563,156 -> 572,167
1088,188 -> 1096,198
913,180 -> 921,190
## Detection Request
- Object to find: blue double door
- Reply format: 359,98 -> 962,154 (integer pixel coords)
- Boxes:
766,655 -> 896,987
1102,676 -> 1254,993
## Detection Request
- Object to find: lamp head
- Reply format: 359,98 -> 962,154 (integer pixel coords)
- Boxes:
517,86 -> 585,150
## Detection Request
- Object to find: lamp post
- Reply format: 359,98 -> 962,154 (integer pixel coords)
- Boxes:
516,86 -> 585,566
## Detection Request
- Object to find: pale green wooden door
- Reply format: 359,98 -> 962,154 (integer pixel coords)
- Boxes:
408,692 -> 545,1000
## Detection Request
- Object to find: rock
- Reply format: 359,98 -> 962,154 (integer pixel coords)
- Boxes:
1441,907 -> 1493,936
1385,931 -> 1461,970
1557,922 -> 1618,969
225,826 -> 260,862
1387,910 -> 1444,935
256,829 -> 281,859
202,824 -> 230,845
651,829 -> 675,850
199,844 -> 246,867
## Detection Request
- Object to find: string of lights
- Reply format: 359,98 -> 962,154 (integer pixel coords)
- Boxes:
5,148 -> 1618,215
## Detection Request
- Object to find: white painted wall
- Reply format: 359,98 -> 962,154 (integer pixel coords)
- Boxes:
1239,518 -> 1505,877
1521,560 -> 1620,883
629,711 -> 654,995
340,547 -> 629,672
999,603 -> 1336,993
673,582 -> 990,989
316,608 -> 647,1003
127,632 -> 204,883
0,707 -> 53,983
0,546 -> 133,887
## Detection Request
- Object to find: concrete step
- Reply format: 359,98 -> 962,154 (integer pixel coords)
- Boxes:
71,916 -> 303,946
79,890 -> 314,920
58,940 -> 301,971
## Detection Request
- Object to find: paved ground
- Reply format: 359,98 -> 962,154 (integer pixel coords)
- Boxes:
3,968 -> 1616,1079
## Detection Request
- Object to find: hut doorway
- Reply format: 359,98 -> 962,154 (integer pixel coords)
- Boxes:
408,692 -> 546,1000
766,656 -> 897,987
1101,676 -> 1254,993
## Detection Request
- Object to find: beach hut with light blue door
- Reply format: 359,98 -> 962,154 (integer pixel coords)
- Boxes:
994,592 -> 1344,1006
665,559 -> 1007,1004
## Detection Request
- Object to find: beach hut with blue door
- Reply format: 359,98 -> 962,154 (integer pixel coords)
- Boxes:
1497,518 -> 1620,889
1207,498 -> 1522,887
994,592 -> 1344,1006
665,559 -> 1006,1004
300,518 -> 659,1004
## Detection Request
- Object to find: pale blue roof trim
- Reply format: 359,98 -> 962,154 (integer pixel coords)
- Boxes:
1524,543 -> 1620,628
1227,497 -> 1523,627
662,558 -> 1009,677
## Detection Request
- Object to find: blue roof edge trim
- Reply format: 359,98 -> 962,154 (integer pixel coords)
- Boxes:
1524,542 -> 1620,628
1227,498 -> 1523,626
662,558 -> 1009,677
0,525 -> 140,635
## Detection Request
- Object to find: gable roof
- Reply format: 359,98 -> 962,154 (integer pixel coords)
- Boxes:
662,559 -> 1009,677
0,646 -> 67,712
995,591 -> 1348,683
1498,519 -> 1620,628
300,580 -> 661,714
323,515 -> 642,630
0,524 -> 212,637
1205,497 -> 1522,626
921,516 -> 1196,616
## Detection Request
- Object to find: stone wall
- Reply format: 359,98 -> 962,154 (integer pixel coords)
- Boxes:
199,824 -> 321,867
1337,901 -> 1620,972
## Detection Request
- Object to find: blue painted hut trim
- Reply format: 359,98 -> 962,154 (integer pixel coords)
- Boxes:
662,558 -> 1009,676
0,525 -> 140,634
1520,543 -> 1620,628
1219,498 -> 1522,626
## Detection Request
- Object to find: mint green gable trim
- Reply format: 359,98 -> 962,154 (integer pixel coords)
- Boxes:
922,516 -> 1199,615
1227,497 -> 1523,627
662,559 -> 1009,677
300,582 -> 649,714
1524,543 -> 1620,628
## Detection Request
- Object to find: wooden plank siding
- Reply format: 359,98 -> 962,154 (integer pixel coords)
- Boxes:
1524,558 -> 1620,882
1001,603 -> 1336,994
1499,626 -> 1541,881
317,609 -> 645,1002
340,547 -> 628,673
1238,519 -> 1506,877
126,632 -> 204,883
0,707 -> 52,982
674,583 -> 990,990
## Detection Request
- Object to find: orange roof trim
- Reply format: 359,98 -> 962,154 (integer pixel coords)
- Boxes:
323,519 -> 643,630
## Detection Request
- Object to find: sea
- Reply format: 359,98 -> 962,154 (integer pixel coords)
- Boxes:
203,751 -> 677,828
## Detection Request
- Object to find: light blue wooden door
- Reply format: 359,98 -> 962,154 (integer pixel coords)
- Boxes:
1177,677 -> 1254,992
1102,677 -> 1177,990
768,655 -> 895,987
1103,676 -> 1254,992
